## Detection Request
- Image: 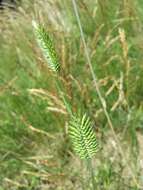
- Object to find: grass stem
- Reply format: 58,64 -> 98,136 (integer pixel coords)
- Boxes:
71,0 -> 140,188
86,159 -> 96,190
56,77 -> 72,115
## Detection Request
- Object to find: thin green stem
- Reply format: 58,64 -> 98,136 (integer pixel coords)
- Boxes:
86,159 -> 96,190
80,161 -> 86,190
55,76 -> 72,115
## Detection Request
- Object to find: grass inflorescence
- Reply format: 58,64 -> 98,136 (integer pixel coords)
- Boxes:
0,0 -> 143,189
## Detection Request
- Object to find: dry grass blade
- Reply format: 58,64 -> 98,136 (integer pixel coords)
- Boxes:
71,0 -> 140,187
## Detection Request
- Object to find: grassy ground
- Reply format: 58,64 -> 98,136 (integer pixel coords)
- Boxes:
0,0 -> 143,189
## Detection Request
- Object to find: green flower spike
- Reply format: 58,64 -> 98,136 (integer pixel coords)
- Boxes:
69,113 -> 99,159
32,20 -> 60,72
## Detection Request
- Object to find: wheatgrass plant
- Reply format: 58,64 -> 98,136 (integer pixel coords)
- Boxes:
32,20 -> 72,113
33,20 -> 99,190
69,113 -> 98,160
69,112 -> 99,190
32,20 -> 60,73
1,1 -> 143,189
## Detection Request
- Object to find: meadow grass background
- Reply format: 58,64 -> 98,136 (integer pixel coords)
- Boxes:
0,0 -> 143,189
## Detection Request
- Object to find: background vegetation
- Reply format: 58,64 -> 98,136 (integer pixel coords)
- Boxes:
0,0 -> 143,189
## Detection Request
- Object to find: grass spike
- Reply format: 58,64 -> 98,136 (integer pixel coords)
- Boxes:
69,112 -> 99,159
32,20 -> 60,72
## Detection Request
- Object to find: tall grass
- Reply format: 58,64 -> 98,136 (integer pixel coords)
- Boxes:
0,0 -> 143,189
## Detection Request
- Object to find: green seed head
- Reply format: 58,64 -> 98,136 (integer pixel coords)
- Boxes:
69,112 -> 99,160
32,20 -> 60,72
